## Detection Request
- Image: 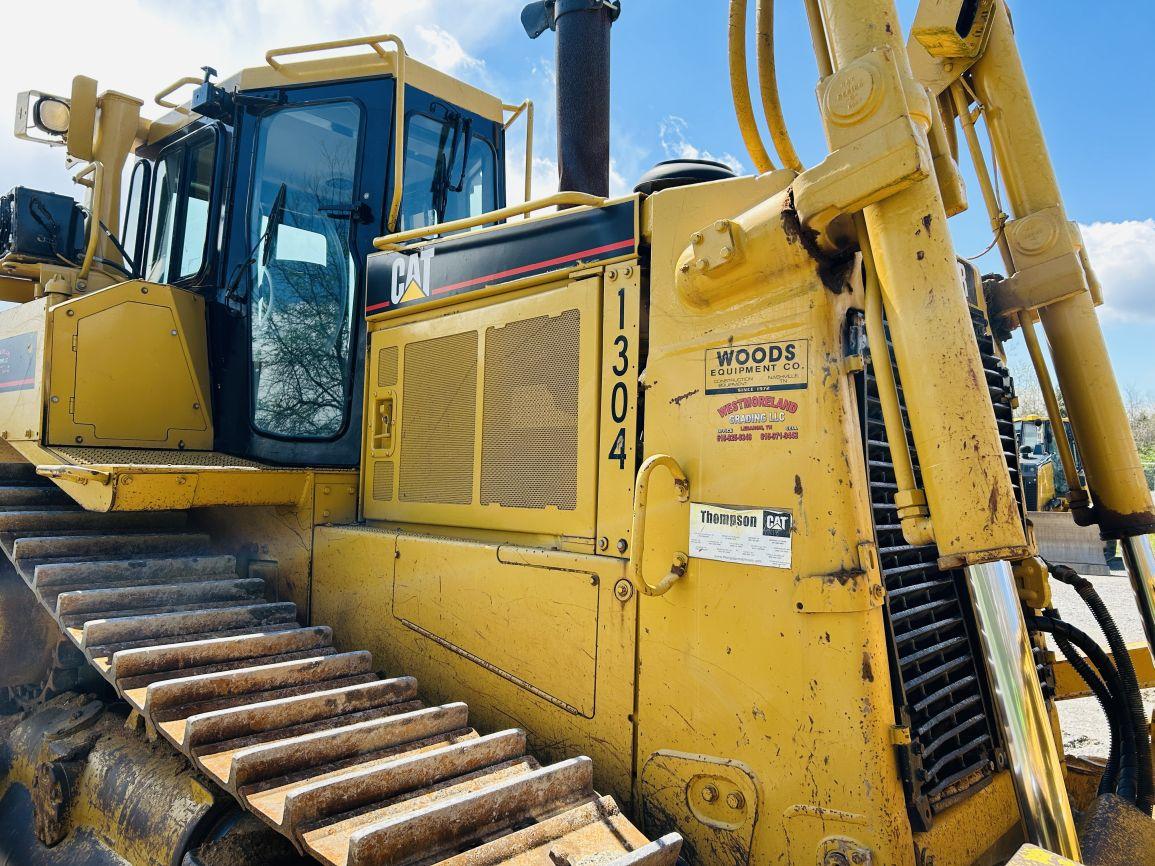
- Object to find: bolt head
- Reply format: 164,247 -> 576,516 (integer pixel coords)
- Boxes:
613,578 -> 634,601
726,791 -> 745,810
598,537 -> 609,551
616,538 -> 628,554
690,232 -> 704,245
694,258 -> 710,272
714,219 -> 730,231
701,784 -> 718,803
719,246 -> 732,259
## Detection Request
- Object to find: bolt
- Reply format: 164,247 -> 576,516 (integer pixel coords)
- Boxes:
726,792 -> 745,810
75,436 -> 83,444
322,509 -> 331,519
608,269 -> 618,281
51,396 -> 59,403
193,402 -> 200,410
690,232 -> 703,245
616,539 -> 628,554
141,286 -> 148,294
323,486 -> 332,495
178,440 -> 186,449
714,219 -> 730,231
613,579 -> 633,601
701,784 -> 718,803
598,537 -> 609,551
679,263 -> 691,274
66,309 -> 75,317
825,854 -> 851,866
719,246 -> 732,259
623,266 -> 633,278
171,329 -> 178,336
694,258 -> 710,272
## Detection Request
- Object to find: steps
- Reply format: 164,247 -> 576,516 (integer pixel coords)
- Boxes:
0,469 -> 679,866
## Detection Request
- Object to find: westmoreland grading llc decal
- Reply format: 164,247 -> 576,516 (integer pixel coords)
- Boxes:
707,339 -> 807,444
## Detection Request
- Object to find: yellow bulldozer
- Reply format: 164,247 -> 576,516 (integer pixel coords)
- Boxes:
1015,415 -> 1115,576
0,1 -> 1153,865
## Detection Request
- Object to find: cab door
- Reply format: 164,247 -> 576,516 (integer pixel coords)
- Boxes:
213,78 -> 392,466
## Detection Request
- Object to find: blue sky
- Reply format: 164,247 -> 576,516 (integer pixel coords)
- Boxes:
4,1 -> 1152,392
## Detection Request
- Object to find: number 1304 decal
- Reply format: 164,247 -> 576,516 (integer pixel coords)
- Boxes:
603,275 -> 639,472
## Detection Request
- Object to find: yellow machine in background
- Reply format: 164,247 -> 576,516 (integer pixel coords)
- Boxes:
1016,415 -> 1115,575
0,2 -> 1152,865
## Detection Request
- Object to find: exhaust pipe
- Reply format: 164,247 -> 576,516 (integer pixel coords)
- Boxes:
522,0 -> 621,196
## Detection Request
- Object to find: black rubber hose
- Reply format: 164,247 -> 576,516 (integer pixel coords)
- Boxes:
1027,614 -> 1139,804
1051,629 -> 1120,796
1048,562 -> 1154,812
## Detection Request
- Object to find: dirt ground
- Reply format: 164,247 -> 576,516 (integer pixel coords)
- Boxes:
1048,569 -> 1155,757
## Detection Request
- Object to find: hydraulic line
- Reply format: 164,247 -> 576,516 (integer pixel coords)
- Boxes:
754,0 -> 803,172
1028,613 -> 1140,805
1048,562 -> 1154,811
728,0 -> 775,173
1051,630 -> 1120,796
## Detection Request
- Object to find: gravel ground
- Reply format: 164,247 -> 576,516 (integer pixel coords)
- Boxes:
1047,568 -> 1155,757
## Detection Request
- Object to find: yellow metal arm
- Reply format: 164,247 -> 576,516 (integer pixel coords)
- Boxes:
154,77 -> 201,114
628,455 -> 690,597
503,100 -> 535,205
372,192 -> 606,251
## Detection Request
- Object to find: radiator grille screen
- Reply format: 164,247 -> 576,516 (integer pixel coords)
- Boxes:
481,310 -> 580,510
377,346 -> 398,388
399,331 -> 478,505
860,311 -> 1007,830
372,461 -> 394,502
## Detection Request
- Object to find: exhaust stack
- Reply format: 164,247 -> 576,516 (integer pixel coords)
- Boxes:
522,0 -> 620,196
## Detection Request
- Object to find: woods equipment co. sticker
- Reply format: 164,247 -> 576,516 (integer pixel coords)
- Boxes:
705,340 -> 808,395
689,503 -> 792,569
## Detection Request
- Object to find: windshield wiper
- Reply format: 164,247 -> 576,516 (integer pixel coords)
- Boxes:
429,106 -> 472,223
223,182 -> 286,307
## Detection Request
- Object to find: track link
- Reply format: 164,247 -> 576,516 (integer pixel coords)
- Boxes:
0,464 -> 680,866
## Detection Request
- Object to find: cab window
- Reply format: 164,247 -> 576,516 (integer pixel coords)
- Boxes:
146,131 -> 217,283
248,100 -> 363,440
400,109 -> 497,231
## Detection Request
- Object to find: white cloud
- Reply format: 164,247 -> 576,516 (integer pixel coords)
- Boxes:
658,115 -> 744,175
1080,219 -> 1155,324
0,1 -> 514,196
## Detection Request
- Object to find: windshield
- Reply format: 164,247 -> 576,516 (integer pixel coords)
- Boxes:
1017,420 -> 1046,456
400,111 -> 497,231
248,100 -> 362,440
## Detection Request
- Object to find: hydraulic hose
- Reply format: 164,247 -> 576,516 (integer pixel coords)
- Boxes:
1048,563 -> 1155,812
1051,630 -> 1120,796
1028,614 -> 1139,804
754,0 -> 803,172
728,0 -> 775,173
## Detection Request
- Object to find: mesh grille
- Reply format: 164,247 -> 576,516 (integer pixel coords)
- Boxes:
52,448 -> 264,468
481,310 -> 580,510
372,461 -> 394,502
378,346 -> 398,389
860,311 -> 1005,829
399,331 -> 478,505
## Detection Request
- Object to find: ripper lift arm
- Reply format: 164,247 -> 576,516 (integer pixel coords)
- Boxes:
906,0 -> 1155,667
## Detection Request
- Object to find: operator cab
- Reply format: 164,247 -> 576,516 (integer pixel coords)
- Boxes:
118,47 -> 508,466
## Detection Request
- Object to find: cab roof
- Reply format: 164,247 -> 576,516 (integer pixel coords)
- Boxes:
145,45 -> 506,146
